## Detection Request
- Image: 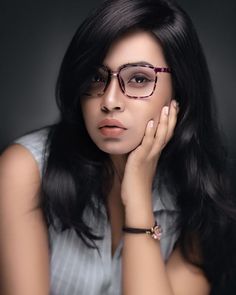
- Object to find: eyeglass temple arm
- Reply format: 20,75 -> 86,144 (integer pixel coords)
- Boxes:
154,67 -> 171,73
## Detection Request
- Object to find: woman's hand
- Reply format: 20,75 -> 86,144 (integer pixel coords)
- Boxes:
121,99 -> 179,215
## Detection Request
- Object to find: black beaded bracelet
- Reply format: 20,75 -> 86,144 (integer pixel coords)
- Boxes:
122,221 -> 162,240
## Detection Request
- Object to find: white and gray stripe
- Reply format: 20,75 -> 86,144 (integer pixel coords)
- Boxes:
14,128 -> 180,295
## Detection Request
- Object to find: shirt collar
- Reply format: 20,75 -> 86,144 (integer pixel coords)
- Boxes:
152,183 -> 179,212
92,180 -> 179,219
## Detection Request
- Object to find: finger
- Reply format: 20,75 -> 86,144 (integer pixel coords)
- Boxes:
152,106 -> 169,153
139,119 -> 155,153
165,99 -> 179,142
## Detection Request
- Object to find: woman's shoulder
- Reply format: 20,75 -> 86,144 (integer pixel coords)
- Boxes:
0,135 -> 50,293
0,137 -> 43,211
2,127 -> 51,177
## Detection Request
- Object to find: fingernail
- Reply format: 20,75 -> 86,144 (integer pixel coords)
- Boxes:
173,100 -> 179,108
148,120 -> 154,128
164,106 -> 169,116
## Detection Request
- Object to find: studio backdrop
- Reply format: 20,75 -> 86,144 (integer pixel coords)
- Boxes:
1,0 -> 236,161
0,1 -> 236,293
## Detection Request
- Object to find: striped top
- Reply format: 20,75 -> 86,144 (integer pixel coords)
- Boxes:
14,128 -> 180,295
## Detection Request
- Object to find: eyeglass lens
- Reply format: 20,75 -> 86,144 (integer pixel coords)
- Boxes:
87,65 -> 156,98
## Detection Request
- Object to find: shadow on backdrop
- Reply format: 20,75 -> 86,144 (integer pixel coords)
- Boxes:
0,0 -> 236,293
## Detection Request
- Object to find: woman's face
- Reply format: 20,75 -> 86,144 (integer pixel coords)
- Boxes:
81,30 -> 173,155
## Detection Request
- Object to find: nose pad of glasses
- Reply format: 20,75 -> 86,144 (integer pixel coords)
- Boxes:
102,73 -> 112,94
103,73 -> 123,95
113,76 -> 126,96
119,78 -> 125,93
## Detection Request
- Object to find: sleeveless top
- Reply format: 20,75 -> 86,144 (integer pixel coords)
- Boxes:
14,127 -> 180,295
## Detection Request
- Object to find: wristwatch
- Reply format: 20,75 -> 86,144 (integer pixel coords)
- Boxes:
122,221 -> 162,240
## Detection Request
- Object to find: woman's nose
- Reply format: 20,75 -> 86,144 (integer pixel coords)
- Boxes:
100,78 -> 125,113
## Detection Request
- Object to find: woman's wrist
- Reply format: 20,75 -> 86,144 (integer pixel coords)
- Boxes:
123,220 -> 162,240
124,204 -> 155,228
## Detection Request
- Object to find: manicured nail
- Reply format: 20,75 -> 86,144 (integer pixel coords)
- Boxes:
148,120 -> 154,128
173,100 -> 179,108
164,106 -> 169,116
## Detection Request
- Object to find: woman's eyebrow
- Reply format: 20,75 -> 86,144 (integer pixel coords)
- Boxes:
102,61 -> 154,70
125,61 -> 153,66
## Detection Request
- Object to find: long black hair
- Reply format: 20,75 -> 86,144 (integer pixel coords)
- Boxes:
40,0 -> 236,292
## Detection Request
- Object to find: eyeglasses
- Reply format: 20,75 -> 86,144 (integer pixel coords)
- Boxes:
84,63 -> 171,99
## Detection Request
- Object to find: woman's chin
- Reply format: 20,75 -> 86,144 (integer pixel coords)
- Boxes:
96,141 -> 139,155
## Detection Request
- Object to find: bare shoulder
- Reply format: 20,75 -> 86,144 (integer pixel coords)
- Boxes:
0,142 -> 40,172
0,143 -> 42,210
0,144 -> 50,294
166,246 -> 210,295
0,142 -> 41,173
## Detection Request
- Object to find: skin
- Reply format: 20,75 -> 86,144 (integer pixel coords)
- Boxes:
81,30 -> 210,294
0,30 -> 210,294
81,30 -> 173,158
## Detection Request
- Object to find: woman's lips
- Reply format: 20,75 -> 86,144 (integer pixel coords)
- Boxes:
98,118 -> 127,129
99,126 -> 126,137
98,118 -> 127,137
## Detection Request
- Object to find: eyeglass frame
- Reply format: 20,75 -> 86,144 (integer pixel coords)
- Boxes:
85,63 -> 172,99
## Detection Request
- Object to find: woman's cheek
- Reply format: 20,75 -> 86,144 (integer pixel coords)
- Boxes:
85,125 -> 144,155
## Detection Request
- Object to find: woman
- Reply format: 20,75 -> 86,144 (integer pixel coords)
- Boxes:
0,0 -> 235,294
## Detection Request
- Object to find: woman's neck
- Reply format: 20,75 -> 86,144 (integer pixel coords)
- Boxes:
110,154 -> 127,182
105,154 -> 127,221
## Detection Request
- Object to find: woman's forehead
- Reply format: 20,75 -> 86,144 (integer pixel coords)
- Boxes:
103,30 -> 168,70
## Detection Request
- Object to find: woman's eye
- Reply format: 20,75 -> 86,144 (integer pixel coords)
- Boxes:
91,75 -> 105,83
128,75 -> 152,85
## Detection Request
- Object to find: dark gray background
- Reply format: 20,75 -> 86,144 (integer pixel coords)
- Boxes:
0,0 -> 236,159
0,1 -> 236,292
